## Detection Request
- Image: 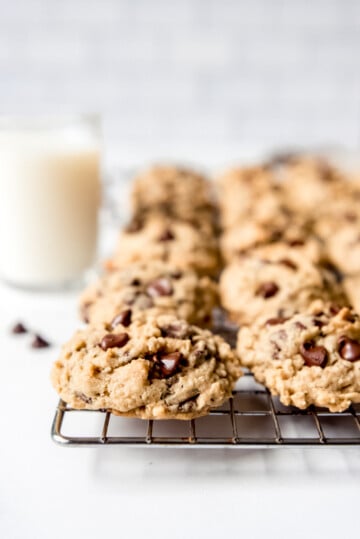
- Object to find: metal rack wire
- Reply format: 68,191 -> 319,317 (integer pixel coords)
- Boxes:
51,371 -> 360,448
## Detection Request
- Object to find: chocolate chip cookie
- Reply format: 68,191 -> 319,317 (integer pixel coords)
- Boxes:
131,165 -> 216,229
216,165 -> 284,229
80,262 -> 218,327
51,315 -> 241,419
106,216 -> 220,277
219,248 -> 346,325
280,156 -> 346,215
220,220 -> 320,263
237,302 -> 360,412
325,223 -> 360,275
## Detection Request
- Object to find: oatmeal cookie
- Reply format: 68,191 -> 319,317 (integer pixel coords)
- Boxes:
325,223 -> 360,275
219,248 -> 346,325
131,165 -> 216,227
80,262 -> 218,327
216,165 -> 284,229
313,196 -> 360,241
51,315 -> 241,419
237,302 -> 360,412
106,216 -> 220,277
220,220 -> 319,263
280,156 -> 346,215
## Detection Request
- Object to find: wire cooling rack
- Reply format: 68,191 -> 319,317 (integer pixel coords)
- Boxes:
51,371 -> 360,448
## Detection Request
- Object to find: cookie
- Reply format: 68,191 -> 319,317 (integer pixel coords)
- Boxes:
219,248 -> 346,325
106,216 -> 220,277
280,156 -> 346,215
220,220 -> 320,263
237,302 -> 360,412
344,275 -> 360,313
325,223 -> 360,275
216,165 -> 284,229
131,165 -> 216,228
80,262 -> 218,327
313,196 -> 360,241
51,315 -> 242,419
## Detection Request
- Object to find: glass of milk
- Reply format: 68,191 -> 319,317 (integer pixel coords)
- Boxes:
0,115 -> 101,290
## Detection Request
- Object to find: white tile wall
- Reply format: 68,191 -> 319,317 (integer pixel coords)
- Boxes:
0,0 -> 359,163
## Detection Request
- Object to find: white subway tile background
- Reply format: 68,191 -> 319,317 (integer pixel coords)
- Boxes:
0,0 -> 359,163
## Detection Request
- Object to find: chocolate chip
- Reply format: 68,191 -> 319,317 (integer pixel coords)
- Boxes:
329,304 -> 341,315
345,212 -> 357,223
81,303 -> 91,323
100,332 -> 129,351
155,352 -> 182,377
265,317 -> 289,326
279,258 -> 297,270
270,230 -> 283,242
158,229 -> 175,241
125,219 -> 143,233
146,277 -> 173,297
161,322 -> 188,339
11,322 -> 27,334
130,278 -> 141,286
300,341 -> 328,367
256,281 -> 279,299
287,239 -> 305,247
111,309 -> 132,328
267,152 -> 297,167
322,262 -> 343,283
294,321 -> 306,330
312,318 -> 324,328
171,270 -> 182,279
76,392 -> 92,404
338,336 -> 360,362
31,334 -> 51,349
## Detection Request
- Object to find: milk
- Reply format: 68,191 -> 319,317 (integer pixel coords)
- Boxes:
0,118 -> 101,288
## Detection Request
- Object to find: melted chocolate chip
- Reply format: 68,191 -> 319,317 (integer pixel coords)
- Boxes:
155,352 -> 182,377
11,322 -> 27,334
265,317 -> 289,326
279,258 -> 298,270
338,336 -> 360,362
161,322 -> 188,339
100,332 -> 129,351
111,309 -> 132,328
300,341 -> 328,367
158,229 -> 175,241
31,334 -> 51,349
146,277 -> 173,297
256,281 -> 279,299
312,318 -> 324,328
